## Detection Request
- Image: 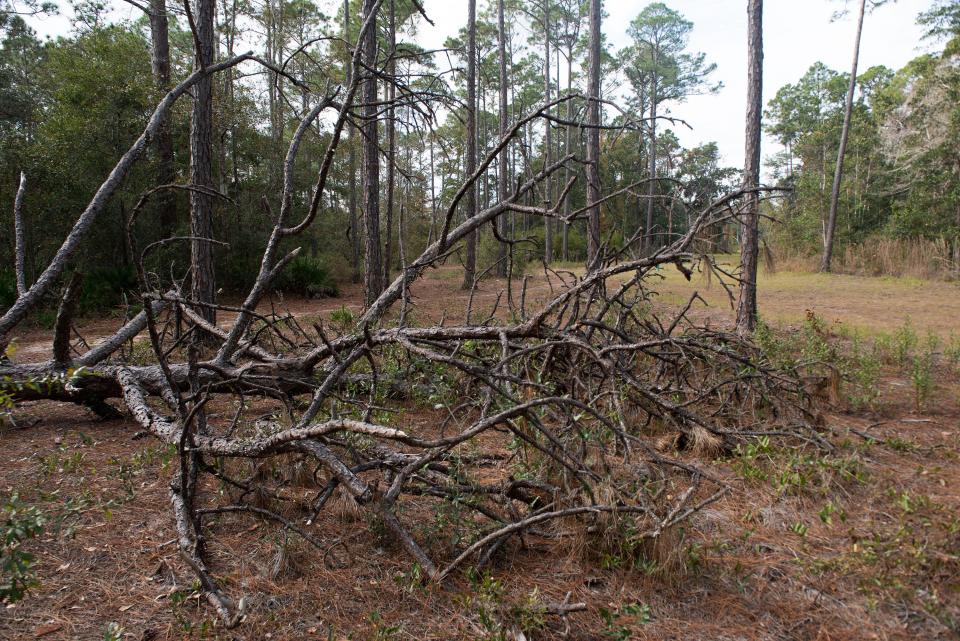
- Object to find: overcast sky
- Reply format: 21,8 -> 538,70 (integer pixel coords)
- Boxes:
415,0 -> 931,174
26,0 -> 932,175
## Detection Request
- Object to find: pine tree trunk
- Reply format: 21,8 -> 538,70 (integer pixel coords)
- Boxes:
495,0 -> 509,277
644,72 -> 658,255
383,0 -> 396,287
562,50 -> 572,262
461,0 -> 478,289
149,0 -> 176,239
362,0 -> 383,305
429,135 -> 437,244
542,0 -> 553,266
822,0 -> 866,273
344,0 -> 361,282
585,0 -> 602,270
736,0 -> 763,335
189,0 -> 216,324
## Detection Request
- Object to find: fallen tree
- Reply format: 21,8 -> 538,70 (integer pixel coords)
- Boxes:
0,5 -> 816,627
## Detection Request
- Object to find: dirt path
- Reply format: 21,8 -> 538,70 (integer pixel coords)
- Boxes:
9,264 -> 960,365
7,267 -> 558,363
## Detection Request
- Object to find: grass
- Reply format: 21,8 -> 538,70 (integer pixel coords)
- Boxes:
775,236 -> 959,281
618,257 -> 960,338
521,256 -> 959,337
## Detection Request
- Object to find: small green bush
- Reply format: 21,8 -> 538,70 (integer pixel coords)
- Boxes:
273,256 -> 339,298
80,266 -> 138,312
329,305 -> 355,331
0,386 -> 12,427
847,334 -> 882,411
477,228 -> 536,276
1,493 -> 45,604
0,270 -> 15,311
892,318 -> 918,367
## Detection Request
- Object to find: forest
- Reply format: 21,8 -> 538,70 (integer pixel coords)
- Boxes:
1,0 -> 959,639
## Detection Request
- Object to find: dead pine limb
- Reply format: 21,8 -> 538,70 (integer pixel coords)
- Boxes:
0,6 -> 818,628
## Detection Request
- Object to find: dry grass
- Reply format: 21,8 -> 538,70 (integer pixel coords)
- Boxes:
775,236 -> 959,281
644,255 -> 960,338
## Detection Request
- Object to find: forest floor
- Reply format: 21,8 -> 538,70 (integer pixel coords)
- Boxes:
2,264 -> 959,640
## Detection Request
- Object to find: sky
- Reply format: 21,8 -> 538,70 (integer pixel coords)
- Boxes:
25,0 -> 933,176
414,0 -> 932,174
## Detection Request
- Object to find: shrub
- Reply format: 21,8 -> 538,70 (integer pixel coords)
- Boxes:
80,266 -> 138,313
477,229 -> 533,277
329,305 -> 355,331
272,256 -> 339,298
1,493 -> 45,604
847,334 -> 882,411
0,270 -> 15,311
0,386 -> 12,427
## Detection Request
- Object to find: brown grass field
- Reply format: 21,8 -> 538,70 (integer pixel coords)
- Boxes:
2,264 -> 959,640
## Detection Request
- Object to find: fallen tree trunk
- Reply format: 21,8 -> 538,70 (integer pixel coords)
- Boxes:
0,10 -> 809,627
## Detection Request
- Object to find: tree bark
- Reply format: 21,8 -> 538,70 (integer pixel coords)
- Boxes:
362,0 -> 383,306
562,48 -> 572,262
542,0 -> 553,265
189,0 -> 217,325
585,0 -> 602,270
736,0 -> 763,335
344,0 -> 361,282
149,0 -> 176,239
821,0 -> 866,273
495,0 -> 509,277
383,0 -> 396,287
644,71 -> 658,254
461,0 -> 478,288
13,171 -> 27,297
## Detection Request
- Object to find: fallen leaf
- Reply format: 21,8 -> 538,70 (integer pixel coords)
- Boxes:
34,623 -> 63,637
119,604 -> 133,612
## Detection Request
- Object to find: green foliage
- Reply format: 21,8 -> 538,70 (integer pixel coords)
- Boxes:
945,333 -> 960,371
272,256 -> 339,298
1,493 -> 44,604
892,318 -> 918,367
819,500 -> 846,526
733,435 -> 772,483
732,433 -> 868,495
846,334 -> 882,411
0,345 -> 13,425
919,1 -> 960,43
754,314 -> 957,414
367,611 -> 403,640
0,269 -> 15,310
329,305 -> 355,332
455,570 -> 549,641
101,623 -> 124,641
478,228 -> 533,275
766,33 -> 960,260
910,336 -> 937,411
79,266 -> 138,313
599,602 -> 653,640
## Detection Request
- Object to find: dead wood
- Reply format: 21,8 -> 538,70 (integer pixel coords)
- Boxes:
0,7 -> 814,627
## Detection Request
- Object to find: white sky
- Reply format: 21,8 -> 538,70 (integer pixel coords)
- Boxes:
25,0 -> 932,175
415,0 -> 931,174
